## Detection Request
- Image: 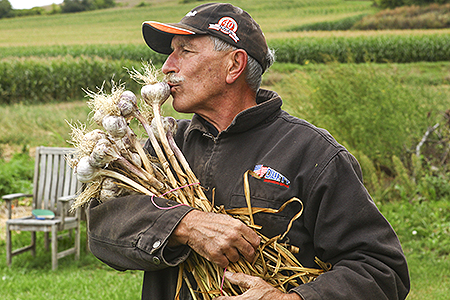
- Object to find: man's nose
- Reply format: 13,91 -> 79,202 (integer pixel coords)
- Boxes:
161,53 -> 178,75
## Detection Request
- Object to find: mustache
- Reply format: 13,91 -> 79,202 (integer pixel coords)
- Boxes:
164,73 -> 185,84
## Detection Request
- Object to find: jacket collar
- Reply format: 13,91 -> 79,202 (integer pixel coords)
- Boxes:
184,89 -> 282,140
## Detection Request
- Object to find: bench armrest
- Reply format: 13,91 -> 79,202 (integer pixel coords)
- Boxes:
58,194 -> 79,228
2,193 -> 33,219
2,193 -> 33,201
58,195 -> 77,202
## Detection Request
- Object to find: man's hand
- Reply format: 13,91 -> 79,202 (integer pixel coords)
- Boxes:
168,210 -> 260,268
215,272 -> 303,300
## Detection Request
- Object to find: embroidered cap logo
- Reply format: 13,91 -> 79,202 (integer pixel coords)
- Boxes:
209,17 -> 240,43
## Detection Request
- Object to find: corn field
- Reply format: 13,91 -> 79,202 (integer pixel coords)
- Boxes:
1,32 -> 450,104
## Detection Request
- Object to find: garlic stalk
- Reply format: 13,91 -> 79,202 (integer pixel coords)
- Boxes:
90,138 -> 164,192
75,156 -> 154,196
116,90 -> 161,180
142,83 -> 192,205
164,117 -> 208,203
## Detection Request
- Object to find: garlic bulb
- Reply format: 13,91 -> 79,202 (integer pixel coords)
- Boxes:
76,156 -> 97,183
130,152 -> 142,168
141,82 -> 171,107
93,110 -> 106,126
83,129 -> 107,147
165,116 -> 178,136
102,115 -> 128,139
100,178 -> 122,202
89,138 -> 118,168
118,90 -> 137,119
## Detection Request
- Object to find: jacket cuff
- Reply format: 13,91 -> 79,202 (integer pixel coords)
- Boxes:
291,284 -> 321,300
135,199 -> 194,267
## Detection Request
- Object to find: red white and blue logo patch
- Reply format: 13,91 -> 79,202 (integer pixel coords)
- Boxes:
253,164 -> 290,188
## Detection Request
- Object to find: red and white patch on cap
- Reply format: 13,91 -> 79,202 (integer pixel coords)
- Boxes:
208,17 -> 240,43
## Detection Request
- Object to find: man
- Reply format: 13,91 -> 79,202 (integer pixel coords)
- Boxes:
88,3 -> 410,300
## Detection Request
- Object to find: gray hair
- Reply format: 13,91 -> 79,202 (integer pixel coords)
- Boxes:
209,36 -> 275,92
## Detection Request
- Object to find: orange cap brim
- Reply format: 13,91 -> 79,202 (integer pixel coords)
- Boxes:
143,21 -> 196,35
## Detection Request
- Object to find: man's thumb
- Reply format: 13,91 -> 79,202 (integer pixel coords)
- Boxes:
224,271 -> 254,289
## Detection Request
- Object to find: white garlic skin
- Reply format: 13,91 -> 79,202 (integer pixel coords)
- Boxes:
100,178 -> 122,202
118,91 -> 137,118
84,129 -> 106,144
76,156 -> 97,183
89,138 -> 116,168
93,110 -> 106,126
165,116 -> 178,136
102,115 -> 128,139
130,152 -> 142,168
121,90 -> 137,105
141,82 -> 171,106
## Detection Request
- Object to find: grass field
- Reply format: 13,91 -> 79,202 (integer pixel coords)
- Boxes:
1,0 -> 450,299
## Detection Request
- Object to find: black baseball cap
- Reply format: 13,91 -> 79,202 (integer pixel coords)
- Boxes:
142,3 -> 270,72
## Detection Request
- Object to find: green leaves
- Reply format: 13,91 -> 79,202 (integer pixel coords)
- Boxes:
0,151 -> 33,196
271,34 -> 450,64
0,56 -> 143,104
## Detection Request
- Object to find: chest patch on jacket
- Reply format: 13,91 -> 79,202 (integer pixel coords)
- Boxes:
253,164 -> 290,188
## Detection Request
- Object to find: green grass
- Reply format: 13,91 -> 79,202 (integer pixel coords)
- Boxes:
0,222 -> 142,300
0,95 -> 191,154
379,199 -> 450,299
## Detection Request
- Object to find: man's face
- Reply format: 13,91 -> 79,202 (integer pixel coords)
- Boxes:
162,35 -> 232,115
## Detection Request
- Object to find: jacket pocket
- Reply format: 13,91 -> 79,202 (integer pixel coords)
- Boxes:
229,192 -> 302,241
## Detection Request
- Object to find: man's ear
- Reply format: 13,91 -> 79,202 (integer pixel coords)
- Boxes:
226,49 -> 248,84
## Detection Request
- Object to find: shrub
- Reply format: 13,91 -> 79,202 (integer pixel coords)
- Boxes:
0,44 -> 167,64
61,0 -> 116,13
0,0 -> 12,18
278,63 -> 443,172
375,0 -> 450,9
0,150 -> 34,197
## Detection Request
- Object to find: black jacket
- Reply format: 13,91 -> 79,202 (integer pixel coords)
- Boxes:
88,89 -> 410,300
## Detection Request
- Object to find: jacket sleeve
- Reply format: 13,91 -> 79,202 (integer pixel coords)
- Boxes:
87,194 -> 195,272
292,151 -> 410,300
